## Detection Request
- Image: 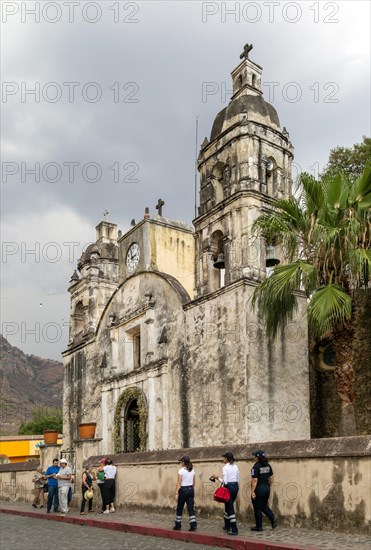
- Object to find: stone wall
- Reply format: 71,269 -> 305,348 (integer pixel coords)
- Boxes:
1,437 -> 370,533
0,461 -> 38,503
84,436 -> 370,534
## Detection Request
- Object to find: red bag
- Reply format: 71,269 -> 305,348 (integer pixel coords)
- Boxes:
214,486 -> 230,503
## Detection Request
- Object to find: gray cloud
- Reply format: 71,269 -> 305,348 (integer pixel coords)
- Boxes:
1,0 -> 370,358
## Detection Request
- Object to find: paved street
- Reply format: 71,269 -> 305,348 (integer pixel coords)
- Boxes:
1,502 -> 370,550
0,515 -> 209,550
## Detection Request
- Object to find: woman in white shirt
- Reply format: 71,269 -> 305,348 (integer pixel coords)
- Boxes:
211,452 -> 240,535
173,455 -> 197,532
103,458 -> 117,514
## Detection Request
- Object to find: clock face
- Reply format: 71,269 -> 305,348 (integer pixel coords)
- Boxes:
126,243 -> 140,272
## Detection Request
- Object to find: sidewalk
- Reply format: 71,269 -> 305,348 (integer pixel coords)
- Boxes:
0,502 -> 370,550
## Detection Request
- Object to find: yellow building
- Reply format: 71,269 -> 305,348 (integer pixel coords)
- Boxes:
0,435 -> 63,463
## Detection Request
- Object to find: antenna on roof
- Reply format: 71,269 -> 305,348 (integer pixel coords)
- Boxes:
194,116 -> 199,219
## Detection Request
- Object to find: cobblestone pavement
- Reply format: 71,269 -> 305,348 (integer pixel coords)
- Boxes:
0,515 -> 209,550
1,502 -> 370,550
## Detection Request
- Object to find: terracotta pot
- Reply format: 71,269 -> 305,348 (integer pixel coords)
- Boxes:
79,423 -> 96,439
43,430 -> 58,445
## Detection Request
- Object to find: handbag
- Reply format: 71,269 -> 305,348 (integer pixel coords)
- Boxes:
43,483 -> 49,493
214,485 -> 230,503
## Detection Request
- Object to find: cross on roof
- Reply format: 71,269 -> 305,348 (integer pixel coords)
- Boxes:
156,198 -> 165,217
240,43 -> 253,60
103,209 -> 109,219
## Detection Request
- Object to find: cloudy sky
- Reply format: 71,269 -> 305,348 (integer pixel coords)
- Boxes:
1,0 -> 370,360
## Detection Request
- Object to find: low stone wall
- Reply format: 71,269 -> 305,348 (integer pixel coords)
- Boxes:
1,436 -> 370,533
86,436 -> 371,534
0,461 -> 38,503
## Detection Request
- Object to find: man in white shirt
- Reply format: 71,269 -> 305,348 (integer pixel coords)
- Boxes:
54,458 -> 72,516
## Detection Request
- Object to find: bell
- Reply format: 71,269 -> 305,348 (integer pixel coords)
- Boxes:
213,252 -> 225,269
266,245 -> 280,267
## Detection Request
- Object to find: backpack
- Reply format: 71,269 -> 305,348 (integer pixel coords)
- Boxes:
97,470 -> 105,481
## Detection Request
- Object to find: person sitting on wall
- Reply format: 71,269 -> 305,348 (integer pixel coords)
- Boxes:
32,465 -> 45,509
44,458 -> 60,513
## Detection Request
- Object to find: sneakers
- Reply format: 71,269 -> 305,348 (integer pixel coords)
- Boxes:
189,524 -> 197,532
32,504 -> 37,508
103,510 -> 110,514
110,507 -> 115,513
173,524 -> 181,530
40,506 -> 44,509
251,526 -> 263,532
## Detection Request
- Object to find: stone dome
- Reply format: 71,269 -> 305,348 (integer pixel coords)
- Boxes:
77,242 -> 118,270
210,94 -> 280,142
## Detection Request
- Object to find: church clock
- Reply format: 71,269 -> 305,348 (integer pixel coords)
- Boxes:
126,243 -> 140,272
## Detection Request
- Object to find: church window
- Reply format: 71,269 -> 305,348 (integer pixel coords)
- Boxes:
124,325 -> 141,370
74,301 -> 84,336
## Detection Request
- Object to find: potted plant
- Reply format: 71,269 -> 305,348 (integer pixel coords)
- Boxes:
43,430 -> 58,445
79,423 -> 96,439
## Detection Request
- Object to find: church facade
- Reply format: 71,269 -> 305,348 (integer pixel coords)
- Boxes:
62,50 -> 310,454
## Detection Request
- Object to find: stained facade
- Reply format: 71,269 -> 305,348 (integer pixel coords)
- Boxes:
62,50 -> 310,453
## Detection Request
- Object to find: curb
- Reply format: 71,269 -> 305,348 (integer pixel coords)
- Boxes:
0,507 -> 318,550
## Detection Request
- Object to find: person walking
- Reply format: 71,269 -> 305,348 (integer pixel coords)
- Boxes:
54,458 -> 72,516
211,452 -> 239,535
250,449 -> 277,532
32,465 -> 45,509
44,458 -> 60,513
80,463 -> 95,515
103,458 -> 117,514
173,455 -> 197,532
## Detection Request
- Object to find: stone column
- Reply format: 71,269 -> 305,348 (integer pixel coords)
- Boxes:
39,443 -> 62,469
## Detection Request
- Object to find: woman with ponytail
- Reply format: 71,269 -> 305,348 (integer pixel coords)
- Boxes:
211,452 -> 240,535
173,455 -> 197,532
250,450 -> 277,532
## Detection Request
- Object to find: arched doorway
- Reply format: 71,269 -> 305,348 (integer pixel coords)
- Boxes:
123,398 -> 141,452
113,387 -> 148,453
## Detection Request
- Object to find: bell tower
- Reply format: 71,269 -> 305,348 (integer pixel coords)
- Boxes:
194,44 -> 294,297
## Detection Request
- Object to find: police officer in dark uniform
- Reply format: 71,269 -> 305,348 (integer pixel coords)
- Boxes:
250,449 -> 277,532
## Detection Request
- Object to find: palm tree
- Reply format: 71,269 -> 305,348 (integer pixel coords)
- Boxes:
251,164 -> 371,436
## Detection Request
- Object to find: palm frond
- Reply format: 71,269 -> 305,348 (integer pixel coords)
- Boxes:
349,162 -> 371,209
251,261 -> 317,338
323,172 -> 349,211
297,173 -> 324,214
307,284 -> 352,339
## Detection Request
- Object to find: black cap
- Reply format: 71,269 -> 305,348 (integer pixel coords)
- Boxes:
222,452 -> 234,461
179,455 -> 190,463
252,449 -> 265,458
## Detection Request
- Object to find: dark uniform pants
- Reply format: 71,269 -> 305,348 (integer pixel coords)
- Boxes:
252,484 -> 275,529
175,486 -> 197,526
224,482 -> 239,533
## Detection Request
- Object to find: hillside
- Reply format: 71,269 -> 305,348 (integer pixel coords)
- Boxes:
0,335 -> 63,435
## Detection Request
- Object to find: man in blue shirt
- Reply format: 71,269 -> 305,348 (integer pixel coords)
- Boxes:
44,458 -> 60,513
